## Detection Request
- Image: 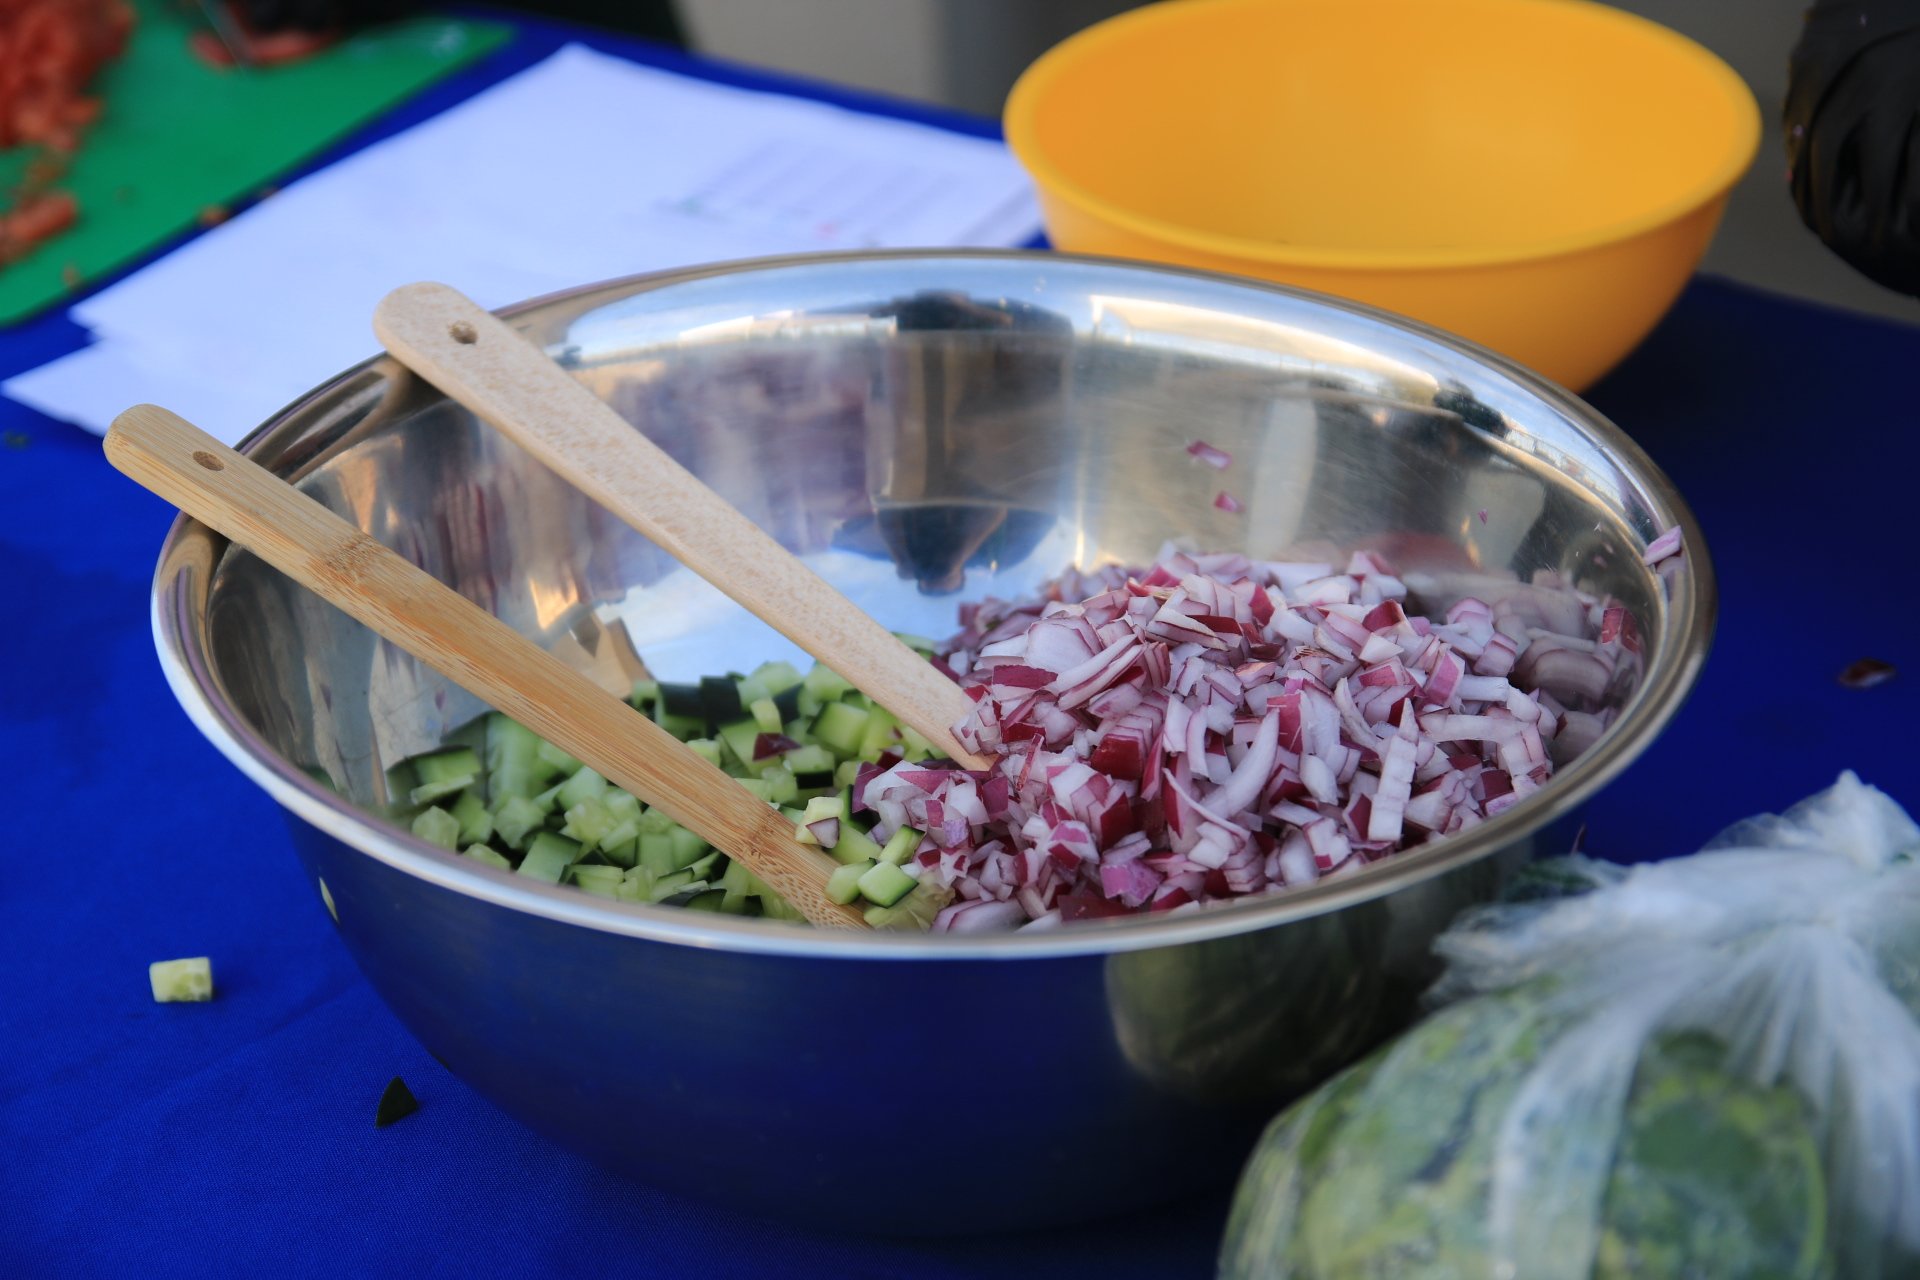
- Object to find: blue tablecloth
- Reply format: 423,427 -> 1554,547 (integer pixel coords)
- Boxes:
5,12 -> 1917,1279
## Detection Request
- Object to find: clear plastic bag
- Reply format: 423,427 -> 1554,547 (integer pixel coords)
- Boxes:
1220,773 -> 1920,1280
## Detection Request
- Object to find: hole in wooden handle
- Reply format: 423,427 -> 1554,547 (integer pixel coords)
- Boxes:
448,321 -> 478,345
191,450 -> 225,471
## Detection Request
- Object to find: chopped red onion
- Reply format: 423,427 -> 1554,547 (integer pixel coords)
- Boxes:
753,733 -> 801,761
1214,491 -> 1243,514
894,545 -> 1627,930
1641,525 -> 1684,566
1187,440 -> 1234,469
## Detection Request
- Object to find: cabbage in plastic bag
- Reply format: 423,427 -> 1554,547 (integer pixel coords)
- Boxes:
1221,773 -> 1920,1280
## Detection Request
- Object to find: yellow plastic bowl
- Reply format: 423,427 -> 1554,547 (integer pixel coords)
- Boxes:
1005,0 -> 1761,390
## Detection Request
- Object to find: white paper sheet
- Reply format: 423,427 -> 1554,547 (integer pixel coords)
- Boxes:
6,44 -> 1041,442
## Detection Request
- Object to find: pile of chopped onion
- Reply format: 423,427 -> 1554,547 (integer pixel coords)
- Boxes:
857,546 -> 1650,933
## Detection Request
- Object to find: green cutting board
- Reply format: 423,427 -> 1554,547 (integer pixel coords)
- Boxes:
0,1 -> 510,325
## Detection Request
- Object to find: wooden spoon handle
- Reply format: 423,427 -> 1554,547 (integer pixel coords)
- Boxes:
105,404 -> 864,930
373,282 -> 988,770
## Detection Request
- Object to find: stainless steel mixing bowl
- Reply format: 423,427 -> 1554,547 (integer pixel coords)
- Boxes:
151,251 -> 1711,1233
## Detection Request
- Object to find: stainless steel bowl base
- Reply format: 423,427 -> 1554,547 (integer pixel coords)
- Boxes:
153,251 -> 1711,1232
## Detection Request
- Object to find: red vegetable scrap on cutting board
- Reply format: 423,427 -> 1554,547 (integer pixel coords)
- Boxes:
0,0 -> 135,266
189,3 -> 340,70
879,545 -> 1640,931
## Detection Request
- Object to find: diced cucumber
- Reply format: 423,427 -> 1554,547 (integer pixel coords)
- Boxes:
557,767 -> 609,810
717,718 -> 764,770
783,744 -> 835,779
451,790 -> 493,845
760,892 -> 807,922
491,795 -> 547,849
651,695 -> 705,741
486,714 -> 550,800
656,681 -> 706,721
878,826 -> 924,866
802,793 -> 850,827
409,773 -> 476,806
560,798 -> 619,850
856,860 -> 917,907
802,663 -> 855,702
829,824 -> 885,867
463,845 -> 512,871
613,869 -> 653,902
865,881 -> 953,930
647,870 -> 699,903
536,741 -> 581,775
639,833 -> 677,877
858,706 -> 900,760
826,859 -> 875,905
517,832 -> 580,883
899,725 -> 936,761
414,747 -> 481,788
892,632 -> 937,656
700,675 -> 745,725
149,957 -> 213,1003
811,701 -> 872,758
599,818 -> 642,866
718,859 -> 756,911
395,650 -> 969,926
752,660 -> 804,694
569,864 -> 626,899
670,826 -> 709,868
411,805 -> 461,850
761,767 -> 799,806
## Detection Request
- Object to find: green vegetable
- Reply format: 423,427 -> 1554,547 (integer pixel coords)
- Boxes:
516,832 -> 580,884
826,859 -> 874,905
855,860 -> 916,907
407,746 -> 480,804
149,957 -> 214,1003
392,657 -> 947,923
1219,993 -> 1832,1280
410,805 -> 461,850
449,790 -> 493,846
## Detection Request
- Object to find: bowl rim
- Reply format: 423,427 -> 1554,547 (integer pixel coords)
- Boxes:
150,247 -> 1715,960
1003,0 -> 1763,272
